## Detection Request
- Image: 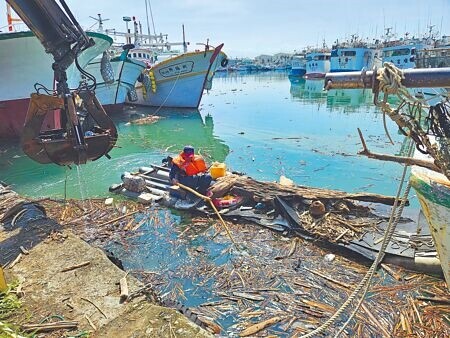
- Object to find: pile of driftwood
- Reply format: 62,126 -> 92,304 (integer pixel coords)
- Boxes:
38,198 -> 149,245
127,216 -> 449,337
208,174 -> 399,243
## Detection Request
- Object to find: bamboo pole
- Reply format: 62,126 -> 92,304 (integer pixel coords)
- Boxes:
176,183 -> 238,249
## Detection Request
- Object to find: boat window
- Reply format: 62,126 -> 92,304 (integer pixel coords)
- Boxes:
343,51 -> 356,56
331,49 -> 338,57
133,53 -> 136,57
128,54 -> 131,58
138,53 -> 142,58
383,48 -> 410,57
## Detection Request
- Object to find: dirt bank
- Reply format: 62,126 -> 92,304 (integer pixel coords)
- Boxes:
3,231 -> 211,337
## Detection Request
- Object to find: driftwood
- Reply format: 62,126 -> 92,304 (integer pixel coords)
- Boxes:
80,297 -> 108,319
357,128 -> 441,172
22,321 -> 78,333
381,263 -> 403,281
240,316 -> 282,336
60,261 -> 90,273
119,274 -> 129,303
220,175 -> 404,206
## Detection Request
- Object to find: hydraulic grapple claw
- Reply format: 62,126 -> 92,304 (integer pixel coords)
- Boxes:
21,92 -> 118,166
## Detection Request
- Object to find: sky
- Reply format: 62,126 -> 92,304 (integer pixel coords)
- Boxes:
0,0 -> 449,58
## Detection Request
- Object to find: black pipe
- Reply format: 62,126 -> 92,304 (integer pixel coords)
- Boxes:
324,67 -> 450,90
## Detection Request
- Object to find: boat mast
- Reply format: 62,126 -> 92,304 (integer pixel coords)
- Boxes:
182,24 -> 187,53
145,0 -> 157,43
6,4 -> 22,32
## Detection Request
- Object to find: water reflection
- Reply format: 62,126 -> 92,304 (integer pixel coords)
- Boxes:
290,78 -> 373,112
214,70 -> 288,83
327,88 -> 372,111
290,78 -> 327,102
114,106 -> 230,162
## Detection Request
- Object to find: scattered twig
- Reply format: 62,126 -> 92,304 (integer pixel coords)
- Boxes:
80,297 -> 108,319
61,261 -> 91,273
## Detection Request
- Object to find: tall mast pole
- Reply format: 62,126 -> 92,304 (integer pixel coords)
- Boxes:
144,0 -> 152,43
147,0 -> 157,42
182,24 -> 187,53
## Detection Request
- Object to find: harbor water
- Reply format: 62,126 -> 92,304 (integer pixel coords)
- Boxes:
0,71 -> 417,207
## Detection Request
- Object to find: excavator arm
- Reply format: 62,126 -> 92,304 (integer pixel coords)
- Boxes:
6,0 -> 117,165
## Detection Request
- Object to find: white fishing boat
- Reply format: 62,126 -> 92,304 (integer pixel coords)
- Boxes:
380,29 -> 437,69
130,44 -> 227,108
305,48 -> 331,79
330,35 -> 381,72
410,140 -> 450,289
416,35 -> 450,69
84,47 -> 146,113
0,30 -> 112,138
104,15 -> 228,109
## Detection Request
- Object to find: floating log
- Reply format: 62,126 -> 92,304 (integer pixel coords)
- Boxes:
226,175 -> 404,205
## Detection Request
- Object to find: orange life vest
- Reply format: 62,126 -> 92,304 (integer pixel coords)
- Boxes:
172,153 -> 207,176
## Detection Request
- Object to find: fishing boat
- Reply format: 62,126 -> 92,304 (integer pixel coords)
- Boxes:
288,52 -> 307,79
380,28 -> 438,69
0,30 -> 113,138
103,15 -> 227,109
415,35 -> 450,69
130,44 -> 227,108
330,35 -> 381,72
84,47 -> 146,113
305,47 -> 331,79
410,159 -> 450,289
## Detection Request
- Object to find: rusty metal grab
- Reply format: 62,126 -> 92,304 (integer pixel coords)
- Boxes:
21,91 -> 118,166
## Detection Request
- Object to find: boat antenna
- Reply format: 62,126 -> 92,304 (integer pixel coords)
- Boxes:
89,13 -> 109,33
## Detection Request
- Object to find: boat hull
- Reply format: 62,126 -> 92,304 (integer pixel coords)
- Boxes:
85,57 -> 146,111
305,51 -> 330,79
289,68 -> 306,77
0,31 -> 112,138
410,166 -> 450,290
132,46 -> 226,108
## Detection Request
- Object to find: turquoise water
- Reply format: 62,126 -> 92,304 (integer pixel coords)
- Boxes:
0,71 -> 415,204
